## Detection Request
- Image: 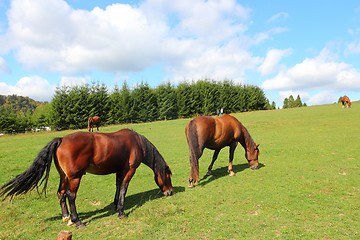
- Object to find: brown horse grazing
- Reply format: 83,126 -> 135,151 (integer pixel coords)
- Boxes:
339,95 -> 351,108
0,129 -> 173,229
88,116 -> 101,132
185,114 -> 260,187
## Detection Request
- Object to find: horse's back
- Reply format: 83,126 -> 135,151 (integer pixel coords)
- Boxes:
186,115 -> 242,150
56,129 -> 143,176
93,116 -> 101,123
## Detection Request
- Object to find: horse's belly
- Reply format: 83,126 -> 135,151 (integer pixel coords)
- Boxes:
205,141 -> 228,150
86,163 -> 118,175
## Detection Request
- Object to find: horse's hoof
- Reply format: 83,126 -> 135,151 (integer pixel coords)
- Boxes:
118,213 -> 128,219
229,171 -> 236,176
62,215 -> 70,223
188,182 -> 194,188
76,222 -> 86,229
67,219 -> 75,226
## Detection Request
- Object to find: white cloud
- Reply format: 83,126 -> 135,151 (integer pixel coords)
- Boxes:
258,48 -> 292,76
0,76 -> 55,101
60,76 -> 91,87
306,91 -> 338,105
262,48 -> 360,91
266,12 -> 289,24
346,40 -> 360,54
251,27 -> 288,45
0,57 -> 10,73
165,39 -> 262,82
4,0 -> 168,73
0,0 -> 272,84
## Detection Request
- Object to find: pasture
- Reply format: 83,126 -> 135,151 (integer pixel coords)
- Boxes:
0,102 -> 359,239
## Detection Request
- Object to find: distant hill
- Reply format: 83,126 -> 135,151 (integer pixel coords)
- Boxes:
0,95 -> 46,114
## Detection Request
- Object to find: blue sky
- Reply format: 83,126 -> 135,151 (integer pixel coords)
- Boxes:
0,0 -> 359,107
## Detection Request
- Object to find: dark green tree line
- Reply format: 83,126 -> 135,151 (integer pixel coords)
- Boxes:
283,95 -> 307,108
1,80 -> 272,132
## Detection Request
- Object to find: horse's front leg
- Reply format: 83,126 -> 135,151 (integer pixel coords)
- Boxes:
116,169 -> 136,219
228,142 -> 237,176
67,177 -> 85,229
206,150 -> 220,176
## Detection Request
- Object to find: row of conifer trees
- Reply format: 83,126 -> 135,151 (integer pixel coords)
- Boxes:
51,80 -> 273,130
0,80 -> 275,132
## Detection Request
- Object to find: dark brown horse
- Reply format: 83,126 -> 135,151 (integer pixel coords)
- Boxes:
0,129 -> 173,229
339,95 -> 351,108
88,116 -> 101,132
185,114 -> 260,187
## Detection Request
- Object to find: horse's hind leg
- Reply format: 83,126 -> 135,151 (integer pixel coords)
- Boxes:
206,150 -> 220,176
113,172 -> 121,209
188,151 -> 202,188
57,175 -> 70,222
67,177 -> 85,229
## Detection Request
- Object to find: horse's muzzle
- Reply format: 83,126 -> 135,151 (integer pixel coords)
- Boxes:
163,189 -> 173,196
250,164 -> 259,170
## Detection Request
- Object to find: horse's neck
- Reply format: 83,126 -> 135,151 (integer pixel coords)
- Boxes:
139,136 -> 158,172
239,126 -> 253,152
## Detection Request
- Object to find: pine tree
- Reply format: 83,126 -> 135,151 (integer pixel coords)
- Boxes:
295,95 -> 302,107
156,82 -> 177,120
176,82 -> 192,118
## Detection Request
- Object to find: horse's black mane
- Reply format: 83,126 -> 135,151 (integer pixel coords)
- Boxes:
240,124 -> 256,151
138,133 -> 172,177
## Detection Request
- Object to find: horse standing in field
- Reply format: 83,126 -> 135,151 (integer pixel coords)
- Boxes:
339,96 -> 351,108
88,116 -> 101,132
0,129 -> 173,229
185,114 -> 260,187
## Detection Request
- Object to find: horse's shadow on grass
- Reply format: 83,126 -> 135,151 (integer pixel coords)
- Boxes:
198,162 -> 265,187
46,186 -> 184,224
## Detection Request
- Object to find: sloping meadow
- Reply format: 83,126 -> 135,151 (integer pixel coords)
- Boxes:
0,102 -> 359,239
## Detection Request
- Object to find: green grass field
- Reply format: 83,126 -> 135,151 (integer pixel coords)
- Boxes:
0,102 -> 359,239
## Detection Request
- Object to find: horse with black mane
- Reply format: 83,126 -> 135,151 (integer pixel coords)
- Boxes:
0,129 -> 173,229
339,95 -> 351,108
88,116 -> 101,132
185,114 -> 260,187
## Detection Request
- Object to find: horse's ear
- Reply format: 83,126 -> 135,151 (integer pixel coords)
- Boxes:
256,144 -> 260,149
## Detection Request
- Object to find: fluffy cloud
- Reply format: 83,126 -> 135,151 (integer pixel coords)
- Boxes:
0,0 -> 271,101
262,48 -> 360,91
306,91 -> 338,105
0,76 -> 55,101
0,57 -> 10,73
1,0 -> 259,82
258,48 -> 292,76
4,0 -> 168,73
60,76 -> 91,87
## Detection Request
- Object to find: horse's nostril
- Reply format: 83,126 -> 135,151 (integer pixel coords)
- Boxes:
250,165 -> 258,170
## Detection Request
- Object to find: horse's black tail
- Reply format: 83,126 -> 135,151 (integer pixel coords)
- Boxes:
185,120 -> 201,183
0,138 -> 62,200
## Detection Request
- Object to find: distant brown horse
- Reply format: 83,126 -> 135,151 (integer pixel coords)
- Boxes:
339,96 -> 351,108
185,114 -> 260,187
0,129 -> 173,229
88,116 -> 101,132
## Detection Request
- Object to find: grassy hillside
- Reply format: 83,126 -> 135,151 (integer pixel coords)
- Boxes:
0,102 -> 359,239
